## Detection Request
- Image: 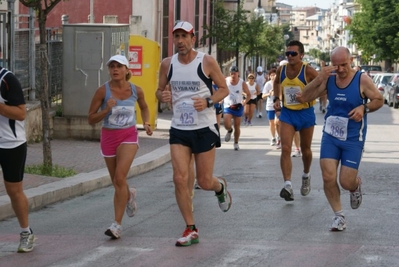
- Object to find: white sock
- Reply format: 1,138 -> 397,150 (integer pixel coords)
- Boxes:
284,180 -> 292,187
303,172 -> 310,178
21,227 -> 31,233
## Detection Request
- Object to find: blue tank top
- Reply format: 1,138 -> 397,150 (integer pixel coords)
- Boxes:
324,71 -> 367,141
101,82 -> 138,129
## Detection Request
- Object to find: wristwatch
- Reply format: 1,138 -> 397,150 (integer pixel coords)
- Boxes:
206,97 -> 214,108
363,104 -> 370,114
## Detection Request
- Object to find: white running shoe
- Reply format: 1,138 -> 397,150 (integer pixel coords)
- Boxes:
350,177 -> 362,209
330,216 -> 346,231
126,187 -> 137,217
300,175 -> 311,196
18,229 -> 35,253
234,143 -> 240,150
105,222 -> 122,239
225,130 -> 233,142
292,149 -> 301,157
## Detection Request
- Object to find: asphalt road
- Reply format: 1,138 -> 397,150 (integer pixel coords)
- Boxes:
0,103 -> 399,267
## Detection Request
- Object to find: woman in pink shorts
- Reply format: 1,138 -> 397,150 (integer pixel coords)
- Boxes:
88,55 -> 153,239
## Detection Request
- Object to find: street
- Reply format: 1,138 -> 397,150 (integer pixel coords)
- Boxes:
0,104 -> 399,267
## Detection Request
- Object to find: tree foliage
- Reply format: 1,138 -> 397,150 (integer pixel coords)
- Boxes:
202,0 -> 285,65
347,0 -> 399,65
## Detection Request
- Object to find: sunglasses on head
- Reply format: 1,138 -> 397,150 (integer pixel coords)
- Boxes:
285,51 -> 299,57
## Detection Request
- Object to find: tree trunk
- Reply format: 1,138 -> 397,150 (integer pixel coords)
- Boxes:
38,9 -> 52,167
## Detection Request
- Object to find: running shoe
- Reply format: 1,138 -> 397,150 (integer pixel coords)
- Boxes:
126,187 -> 137,217
175,227 -> 199,246
300,175 -> 311,196
280,184 -> 294,201
350,177 -> 362,209
270,138 -> 276,146
330,216 -> 346,231
225,129 -> 233,142
216,178 -> 232,212
248,121 -> 252,126
234,143 -> 240,151
292,149 -> 301,157
194,179 -> 201,189
105,222 -> 122,239
18,229 -> 35,253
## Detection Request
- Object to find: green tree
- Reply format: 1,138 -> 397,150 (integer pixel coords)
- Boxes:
19,0 -> 63,167
347,0 -> 399,67
202,1 -> 284,68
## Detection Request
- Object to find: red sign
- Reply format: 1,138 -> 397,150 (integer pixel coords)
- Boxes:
128,46 -> 142,76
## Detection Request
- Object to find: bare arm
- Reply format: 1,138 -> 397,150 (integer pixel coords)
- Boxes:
242,82 -> 251,104
0,103 -> 26,121
273,66 -> 282,110
204,54 -> 229,103
88,86 -> 111,125
298,65 -> 337,103
155,57 -> 172,103
360,74 -> 383,113
136,85 -> 153,135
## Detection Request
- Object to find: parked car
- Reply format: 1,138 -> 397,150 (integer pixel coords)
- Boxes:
383,74 -> 399,104
360,65 -> 382,78
373,72 -> 398,97
387,78 -> 399,109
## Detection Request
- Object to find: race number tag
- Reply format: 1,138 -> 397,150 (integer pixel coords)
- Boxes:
283,86 -> 301,105
174,101 -> 198,126
325,116 -> 349,141
109,106 -> 135,127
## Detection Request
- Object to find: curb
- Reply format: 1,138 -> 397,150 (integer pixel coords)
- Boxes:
0,144 -> 171,221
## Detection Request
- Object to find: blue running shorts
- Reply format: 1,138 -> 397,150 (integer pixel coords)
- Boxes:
279,106 -> 315,131
320,133 -> 364,169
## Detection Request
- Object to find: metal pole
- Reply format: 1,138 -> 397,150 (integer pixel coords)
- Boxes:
89,0 -> 94,23
7,0 -> 15,72
29,8 -> 36,100
235,0 -> 240,67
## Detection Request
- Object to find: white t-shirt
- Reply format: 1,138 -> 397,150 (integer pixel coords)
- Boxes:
262,80 -> 275,111
246,82 -> 258,100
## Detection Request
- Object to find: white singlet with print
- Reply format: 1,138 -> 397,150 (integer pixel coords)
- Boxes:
224,77 -> 244,107
169,52 -> 215,130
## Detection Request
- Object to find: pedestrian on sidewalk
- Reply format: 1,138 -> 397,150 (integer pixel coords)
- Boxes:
88,54 -> 153,239
223,66 -> 251,150
273,40 -> 319,201
297,46 -> 383,231
156,21 -> 232,247
0,66 -> 36,252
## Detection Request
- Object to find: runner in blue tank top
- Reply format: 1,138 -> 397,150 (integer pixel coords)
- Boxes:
297,46 -> 383,231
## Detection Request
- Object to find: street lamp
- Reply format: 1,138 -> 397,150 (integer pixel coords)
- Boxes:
254,0 -> 265,19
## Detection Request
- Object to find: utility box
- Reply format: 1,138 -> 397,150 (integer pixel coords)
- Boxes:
62,23 -> 130,117
128,35 -> 160,129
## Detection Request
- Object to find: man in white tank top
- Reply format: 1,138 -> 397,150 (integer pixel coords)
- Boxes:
156,21 -> 232,247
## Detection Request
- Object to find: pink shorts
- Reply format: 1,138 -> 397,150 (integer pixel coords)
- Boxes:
100,126 -> 139,157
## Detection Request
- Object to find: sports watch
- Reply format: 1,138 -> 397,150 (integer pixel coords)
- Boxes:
363,104 -> 370,114
206,97 -> 214,108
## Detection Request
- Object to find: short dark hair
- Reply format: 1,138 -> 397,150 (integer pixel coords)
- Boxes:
287,40 -> 304,54
268,68 -> 277,75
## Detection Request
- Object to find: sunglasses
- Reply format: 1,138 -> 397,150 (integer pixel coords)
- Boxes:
285,51 -> 299,57
248,77 -> 254,79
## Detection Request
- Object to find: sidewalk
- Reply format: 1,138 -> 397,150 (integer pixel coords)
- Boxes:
0,111 -> 173,221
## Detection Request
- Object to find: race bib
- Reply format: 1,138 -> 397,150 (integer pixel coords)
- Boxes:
174,101 -> 198,126
283,86 -> 301,105
109,106 -> 135,127
325,116 -> 349,141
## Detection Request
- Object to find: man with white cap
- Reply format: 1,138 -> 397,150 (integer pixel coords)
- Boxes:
156,21 -> 231,247
255,66 -> 266,117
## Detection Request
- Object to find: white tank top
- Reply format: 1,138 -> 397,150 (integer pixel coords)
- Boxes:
246,82 -> 257,100
224,77 -> 244,106
168,52 -> 216,130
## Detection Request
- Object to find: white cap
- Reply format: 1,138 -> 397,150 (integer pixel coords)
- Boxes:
256,66 -> 263,72
279,59 -> 288,66
173,21 -> 195,35
106,55 -> 129,68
